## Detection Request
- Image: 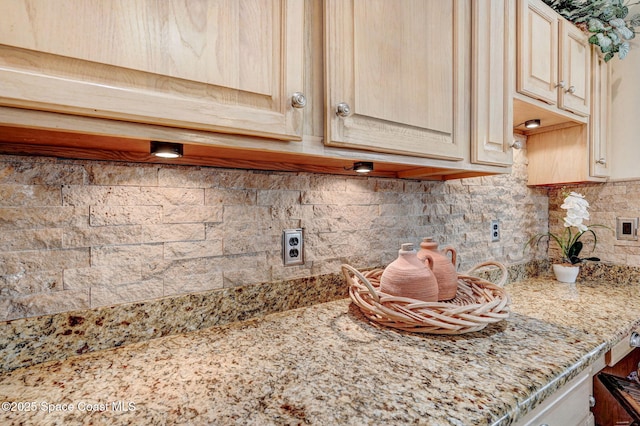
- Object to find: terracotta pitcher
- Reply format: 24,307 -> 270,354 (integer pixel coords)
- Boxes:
380,243 -> 438,302
417,237 -> 458,301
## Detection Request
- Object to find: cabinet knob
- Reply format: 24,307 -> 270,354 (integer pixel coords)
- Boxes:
566,85 -> 576,94
555,80 -> 566,89
596,158 -> 607,165
336,102 -> 352,117
291,92 -> 307,109
630,331 -> 640,347
510,139 -> 523,150
589,395 -> 596,408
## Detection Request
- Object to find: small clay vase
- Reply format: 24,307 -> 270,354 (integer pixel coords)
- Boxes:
417,237 -> 458,301
380,243 -> 438,302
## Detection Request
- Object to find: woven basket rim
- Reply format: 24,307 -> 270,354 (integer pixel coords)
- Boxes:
342,261 -> 511,335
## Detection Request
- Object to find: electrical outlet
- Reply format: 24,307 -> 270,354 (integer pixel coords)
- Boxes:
491,220 -> 500,242
282,228 -> 304,266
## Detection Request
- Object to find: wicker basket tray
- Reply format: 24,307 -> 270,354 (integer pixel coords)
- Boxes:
342,261 -> 511,335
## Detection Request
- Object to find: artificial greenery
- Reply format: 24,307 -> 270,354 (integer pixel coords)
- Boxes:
543,0 -> 640,61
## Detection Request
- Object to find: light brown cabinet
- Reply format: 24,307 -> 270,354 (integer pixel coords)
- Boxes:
590,49 -> 611,179
0,0 -> 514,180
471,0 -> 515,166
517,0 -> 591,120
518,0 -> 612,186
324,0 -> 513,168
324,0 -> 468,161
559,20 -> 591,116
526,46 -> 610,186
0,0 -> 305,141
517,0 -> 559,106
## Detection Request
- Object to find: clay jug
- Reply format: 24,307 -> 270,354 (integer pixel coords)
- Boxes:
380,243 -> 438,302
417,237 -> 458,301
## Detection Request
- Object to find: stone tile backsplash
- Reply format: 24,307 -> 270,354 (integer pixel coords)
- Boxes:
548,182 -> 640,265
0,139 -> 551,322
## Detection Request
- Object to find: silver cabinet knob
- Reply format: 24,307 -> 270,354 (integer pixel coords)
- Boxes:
510,139 -> 523,149
556,80 -> 566,88
589,395 -> 596,408
596,158 -> 607,165
566,85 -> 576,94
291,92 -> 307,109
336,102 -> 351,117
630,331 -> 640,347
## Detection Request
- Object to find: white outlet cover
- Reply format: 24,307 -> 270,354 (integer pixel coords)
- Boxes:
491,220 -> 500,242
282,228 -> 304,266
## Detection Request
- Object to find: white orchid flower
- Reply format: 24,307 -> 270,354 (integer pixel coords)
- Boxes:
526,191 -> 605,265
562,192 -> 589,208
565,209 -> 590,221
563,216 -> 588,232
561,192 -> 591,231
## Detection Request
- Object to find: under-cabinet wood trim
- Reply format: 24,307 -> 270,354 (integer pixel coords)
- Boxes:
0,107 -> 510,181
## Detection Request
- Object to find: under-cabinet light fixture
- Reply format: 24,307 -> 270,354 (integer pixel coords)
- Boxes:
150,141 -> 183,159
348,161 -> 374,174
524,119 -> 541,129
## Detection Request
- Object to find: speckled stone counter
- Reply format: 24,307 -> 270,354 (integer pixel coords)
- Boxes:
1,272 -> 639,425
0,272 -> 349,372
0,261 -> 548,373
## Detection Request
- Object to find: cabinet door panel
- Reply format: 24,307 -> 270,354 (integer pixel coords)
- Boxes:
325,0 -> 467,160
559,20 -> 591,116
0,0 -> 304,141
517,369 -> 592,425
590,49 -> 610,178
517,0 -> 558,105
471,0 -> 514,166
353,1 -> 451,133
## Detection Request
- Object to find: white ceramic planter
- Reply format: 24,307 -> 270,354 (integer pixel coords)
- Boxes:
552,264 -> 580,283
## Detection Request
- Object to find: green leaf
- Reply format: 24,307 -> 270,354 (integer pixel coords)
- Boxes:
589,18 -> 606,32
609,31 -> 620,44
610,18 -> 627,28
619,41 -> 631,59
568,240 -> 583,259
618,25 -> 635,39
604,51 -> 615,61
597,33 -> 613,50
569,256 -> 582,264
618,5 -> 629,18
601,6 -> 616,21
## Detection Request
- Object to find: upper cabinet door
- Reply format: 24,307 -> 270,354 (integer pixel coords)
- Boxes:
558,20 -> 591,116
0,0 -> 305,141
517,0 -> 559,105
590,48 -> 610,178
471,0 -> 514,167
517,0 -> 591,118
324,0 -> 468,160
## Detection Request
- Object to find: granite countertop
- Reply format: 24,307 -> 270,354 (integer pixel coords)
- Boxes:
1,275 -> 639,425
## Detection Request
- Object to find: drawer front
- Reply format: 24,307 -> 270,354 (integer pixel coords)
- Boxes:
519,369 -> 591,425
607,330 -> 640,366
